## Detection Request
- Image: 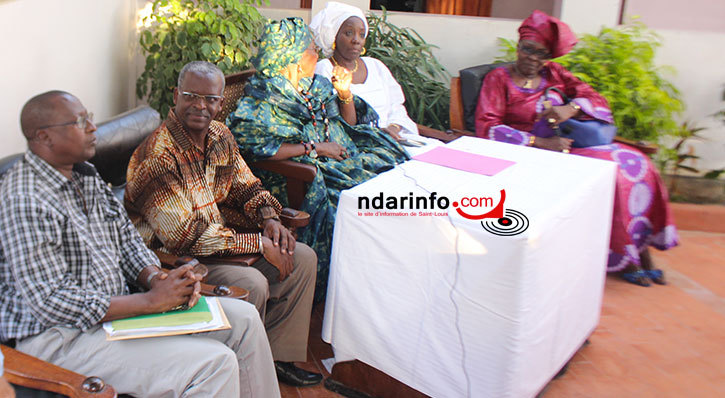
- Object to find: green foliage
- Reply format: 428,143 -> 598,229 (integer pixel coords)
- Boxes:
365,10 -> 451,130
136,0 -> 267,116
495,21 -> 684,143
558,22 -> 683,143
655,121 -> 706,177
494,38 -> 517,63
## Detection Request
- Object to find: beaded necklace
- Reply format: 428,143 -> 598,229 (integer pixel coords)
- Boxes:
298,87 -> 330,142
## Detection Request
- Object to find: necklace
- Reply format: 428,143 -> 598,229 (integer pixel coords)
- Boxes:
512,64 -> 536,89
298,87 -> 331,142
331,56 -> 358,73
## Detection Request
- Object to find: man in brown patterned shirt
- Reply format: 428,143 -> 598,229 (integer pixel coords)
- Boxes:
125,61 -> 321,387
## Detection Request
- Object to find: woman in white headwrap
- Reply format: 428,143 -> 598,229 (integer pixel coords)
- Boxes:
309,2 -> 420,142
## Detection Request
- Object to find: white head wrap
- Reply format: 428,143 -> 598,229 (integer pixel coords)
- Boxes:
309,2 -> 369,57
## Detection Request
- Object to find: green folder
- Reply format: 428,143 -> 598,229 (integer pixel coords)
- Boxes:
111,297 -> 213,331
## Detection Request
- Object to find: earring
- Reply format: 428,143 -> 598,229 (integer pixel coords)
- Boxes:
297,64 -> 303,74
361,47 -> 366,56
332,42 -> 336,50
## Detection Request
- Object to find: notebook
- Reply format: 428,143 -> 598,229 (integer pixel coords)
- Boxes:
103,296 -> 230,341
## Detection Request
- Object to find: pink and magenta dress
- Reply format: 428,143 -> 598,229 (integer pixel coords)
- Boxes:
475,62 -> 678,271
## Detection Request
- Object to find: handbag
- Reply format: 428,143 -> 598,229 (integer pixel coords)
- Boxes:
541,87 -> 616,148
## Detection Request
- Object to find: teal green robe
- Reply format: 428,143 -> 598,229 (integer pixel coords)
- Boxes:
227,74 -> 409,299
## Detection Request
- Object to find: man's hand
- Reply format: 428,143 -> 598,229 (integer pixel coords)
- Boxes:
262,218 -> 296,255
261,236 -> 294,281
146,264 -> 202,312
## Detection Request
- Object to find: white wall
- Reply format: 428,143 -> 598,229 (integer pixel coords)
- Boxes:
655,30 -> 725,172
2,0 -> 721,172
558,0 -> 621,34
0,0 -> 139,159
490,0 -> 555,19
626,0 -> 725,33
378,11 -> 520,76
259,7 -> 311,22
262,0 -> 300,9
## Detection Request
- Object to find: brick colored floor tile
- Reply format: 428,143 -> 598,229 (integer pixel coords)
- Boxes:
286,230 -> 725,398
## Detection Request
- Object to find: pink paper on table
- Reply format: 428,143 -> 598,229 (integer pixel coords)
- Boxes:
412,147 -> 515,176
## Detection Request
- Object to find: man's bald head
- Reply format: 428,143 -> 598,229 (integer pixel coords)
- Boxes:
20,90 -> 76,140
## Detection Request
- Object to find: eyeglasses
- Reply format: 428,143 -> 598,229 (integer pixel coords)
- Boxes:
518,44 -> 551,60
181,91 -> 224,105
36,113 -> 94,131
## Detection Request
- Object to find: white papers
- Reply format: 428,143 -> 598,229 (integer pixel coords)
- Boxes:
103,297 -> 230,341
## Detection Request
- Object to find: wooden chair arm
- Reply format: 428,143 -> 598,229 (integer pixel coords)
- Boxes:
449,77 -> 465,131
416,124 -> 464,143
280,208 -> 310,228
251,160 -> 316,209
445,128 -> 476,136
1,344 -> 117,398
199,282 -> 249,300
251,160 -> 317,183
152,250 -> 250,300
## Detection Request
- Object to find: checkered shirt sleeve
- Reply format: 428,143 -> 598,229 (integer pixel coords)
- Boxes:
0,153 -> 156,340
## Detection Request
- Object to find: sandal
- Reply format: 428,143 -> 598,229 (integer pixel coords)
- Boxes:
644,269 -> 666,285
621,270 -> 651,287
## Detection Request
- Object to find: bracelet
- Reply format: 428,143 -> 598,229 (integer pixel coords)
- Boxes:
528,135 -> 536,146
338,94 -> 353,104
146,270 -> 160,289
301,142 -> 310,155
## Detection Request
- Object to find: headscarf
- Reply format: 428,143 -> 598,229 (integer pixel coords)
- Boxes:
309,1 -> 369,57
252,17 -> 313,77
518,10 -> 577,58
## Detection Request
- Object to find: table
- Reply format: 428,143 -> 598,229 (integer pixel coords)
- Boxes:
322,137 -> 618,398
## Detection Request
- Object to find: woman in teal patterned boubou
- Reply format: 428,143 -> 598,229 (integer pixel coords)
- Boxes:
227,18 -> 409,300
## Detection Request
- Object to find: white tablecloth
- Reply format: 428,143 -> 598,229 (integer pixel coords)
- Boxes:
322,137 -> 618,398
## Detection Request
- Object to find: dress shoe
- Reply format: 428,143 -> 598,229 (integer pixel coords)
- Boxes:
274,361 -> 323,387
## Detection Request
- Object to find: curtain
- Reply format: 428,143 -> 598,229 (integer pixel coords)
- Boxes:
425,0 -> 492,16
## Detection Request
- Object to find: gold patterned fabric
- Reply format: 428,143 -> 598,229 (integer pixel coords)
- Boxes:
252,18 -> 312,78
124,110 -> 282,256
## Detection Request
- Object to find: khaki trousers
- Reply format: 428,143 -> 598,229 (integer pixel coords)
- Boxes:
204,242 -> 317,362
17,298 -> 280,398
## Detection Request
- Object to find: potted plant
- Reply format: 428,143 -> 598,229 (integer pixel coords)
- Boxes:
136,0 -> 267,116
365,9 -> 451,131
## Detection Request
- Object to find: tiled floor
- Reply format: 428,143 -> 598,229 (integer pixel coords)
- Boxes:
283,230 -> 725,397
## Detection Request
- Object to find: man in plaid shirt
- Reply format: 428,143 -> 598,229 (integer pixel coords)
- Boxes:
0,90 -> 280,397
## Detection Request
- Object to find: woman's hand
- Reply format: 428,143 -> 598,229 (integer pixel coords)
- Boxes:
382,124 -> 402,141
538,105 -> 579,127
331,65 -> 353,100
315,141 -> 348,160
534,135 -> 574,152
